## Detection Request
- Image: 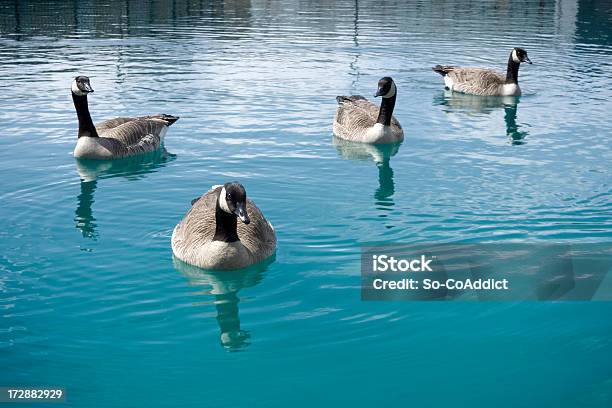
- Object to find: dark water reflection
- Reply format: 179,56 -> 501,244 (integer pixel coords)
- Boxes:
434,93 -> 529,145
2,0 -> 608,43
504,103 -> 529,145
75,178 -> 99,239
174,256 -> 271,351
1,0 -> 253,40
74,149 -> 175,239
575,0 -> 612,46
333,137 -> 400,213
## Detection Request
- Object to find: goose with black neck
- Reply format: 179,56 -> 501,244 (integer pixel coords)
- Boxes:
71,75 -> 179,160
333,77 -> 404,144
432,47 -> 532,96
171,182 -> 276,270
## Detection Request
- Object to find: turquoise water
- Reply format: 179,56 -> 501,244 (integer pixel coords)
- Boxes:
1,0 -> 612,406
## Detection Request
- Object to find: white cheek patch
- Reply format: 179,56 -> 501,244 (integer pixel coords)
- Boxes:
383,82 -> 396,98
71,80 -> 85,96
218,187 -> 232,213
512,49 -> 520,63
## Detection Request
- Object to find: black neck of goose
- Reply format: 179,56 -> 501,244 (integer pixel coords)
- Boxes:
213,201 -> 239,243
72,93 -> 98,138
505,54 -> 520,84
376,93 -> 396,126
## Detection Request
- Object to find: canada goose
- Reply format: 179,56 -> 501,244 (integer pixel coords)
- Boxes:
71,76 -> 179,159
433,48 -> 532,96
171,182 -> 276,270
333,77 -> 404,144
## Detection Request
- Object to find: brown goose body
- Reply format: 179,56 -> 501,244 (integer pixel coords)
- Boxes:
432,67 -> 512,96
74,115 -> 177,159
172,186 -> 276,270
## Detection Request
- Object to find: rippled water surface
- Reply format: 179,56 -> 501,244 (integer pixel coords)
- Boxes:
1,1 -> 612,406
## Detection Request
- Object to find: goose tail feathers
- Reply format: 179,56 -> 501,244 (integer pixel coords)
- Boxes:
432,65 -> 455,76
336,95 -> 366,105
159,114 -> 179,126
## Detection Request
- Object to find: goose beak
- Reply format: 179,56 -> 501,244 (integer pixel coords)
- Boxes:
83,83 -> 94,93
524,57 -> 532,64
234,203 -> 250,225
375,89 -> 383,97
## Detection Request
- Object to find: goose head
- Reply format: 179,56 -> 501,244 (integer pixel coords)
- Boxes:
71,76 -> 94,96
374,77 -> 397,98
218,182 -> 250,225
511,48 -> 532,64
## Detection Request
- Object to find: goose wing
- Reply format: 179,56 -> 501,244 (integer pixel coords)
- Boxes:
95,116 -> 172,157
98,117 -> 167,145
236,196 -> 276,260
97,114 -> 178,144
334,97 -> 379,132
174,188 -> 218,248
446,68 -> 506,96
95,117 -> 136,133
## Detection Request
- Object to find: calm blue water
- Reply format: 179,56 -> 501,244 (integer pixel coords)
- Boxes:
1,0 -> 612,406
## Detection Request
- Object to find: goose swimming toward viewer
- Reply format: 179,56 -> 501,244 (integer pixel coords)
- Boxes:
433,48 -> 532,96
71,76 -> 179,159
333,77 -> 404,144
171,183 -> 276,270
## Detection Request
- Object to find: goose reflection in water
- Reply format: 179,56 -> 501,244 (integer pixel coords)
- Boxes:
74,148 -> 176,239
503,103 -> 529,145
333,137 -> 400,218
434,92 -> 529,145
174,256 -> 272,351
75,179 -> 99,239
